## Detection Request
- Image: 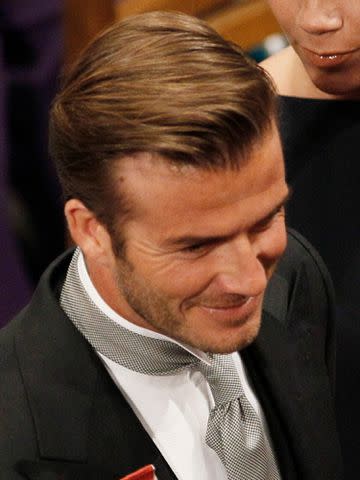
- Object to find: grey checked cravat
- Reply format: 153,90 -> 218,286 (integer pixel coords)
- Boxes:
199,354 -> 280,480
60,249 -> 281,480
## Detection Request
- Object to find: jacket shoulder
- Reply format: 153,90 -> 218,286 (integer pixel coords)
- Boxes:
277,228 -> 334,293
0,317 -> 39,467
269,229 -> 336,384
0,250 -> 75,469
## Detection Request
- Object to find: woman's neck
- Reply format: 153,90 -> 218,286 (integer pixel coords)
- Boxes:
261,46 -> 341,100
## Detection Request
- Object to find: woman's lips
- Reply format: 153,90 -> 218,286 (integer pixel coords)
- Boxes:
299,46 -> 358,68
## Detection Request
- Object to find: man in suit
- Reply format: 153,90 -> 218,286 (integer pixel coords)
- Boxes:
0,11 -> 342,480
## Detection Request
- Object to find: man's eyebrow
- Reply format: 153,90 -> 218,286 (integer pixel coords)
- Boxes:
164,188 -> 292,249
252,188 -> 292,228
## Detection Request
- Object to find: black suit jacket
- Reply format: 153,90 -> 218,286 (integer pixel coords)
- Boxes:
0,230 -> 342,479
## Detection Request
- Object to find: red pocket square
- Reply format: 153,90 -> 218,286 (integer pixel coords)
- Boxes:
119,464 -> 157,480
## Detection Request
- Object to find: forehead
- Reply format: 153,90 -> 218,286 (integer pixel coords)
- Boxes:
111,128 -> 286,237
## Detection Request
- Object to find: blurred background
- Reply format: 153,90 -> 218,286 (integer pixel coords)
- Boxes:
66,0 -> 287,68
1,0 -> 287,326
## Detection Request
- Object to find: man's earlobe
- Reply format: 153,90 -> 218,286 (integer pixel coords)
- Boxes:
64,199 -> 112,261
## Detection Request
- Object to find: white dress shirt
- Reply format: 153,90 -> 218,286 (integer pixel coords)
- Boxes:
78,251 -> 275,480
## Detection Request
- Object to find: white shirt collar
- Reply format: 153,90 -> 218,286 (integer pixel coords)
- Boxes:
77,249 -> 211,365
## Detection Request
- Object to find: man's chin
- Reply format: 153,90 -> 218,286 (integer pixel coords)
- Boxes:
184,313 -> 262,354
206,327 -> 260,354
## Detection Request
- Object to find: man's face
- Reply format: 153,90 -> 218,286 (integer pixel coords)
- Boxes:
268,0 -> 360,98
101,128 -> 288,354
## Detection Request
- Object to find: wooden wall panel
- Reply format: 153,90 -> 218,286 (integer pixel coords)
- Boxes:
65,0 -> 114,69
115,0 -> 230,19
65,0 -> 282,69
207,0 -> 281,50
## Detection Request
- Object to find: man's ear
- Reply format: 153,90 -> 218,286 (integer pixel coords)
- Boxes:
64,199 -> 113,266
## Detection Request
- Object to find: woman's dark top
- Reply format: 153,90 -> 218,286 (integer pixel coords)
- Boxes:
278,96 -> 360,478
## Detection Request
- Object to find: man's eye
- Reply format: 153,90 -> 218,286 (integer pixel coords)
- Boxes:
181,241 -> 216,255
254,218 -> 273,232
183,243 -> 208,253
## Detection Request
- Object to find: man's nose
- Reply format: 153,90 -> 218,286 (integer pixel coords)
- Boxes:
210,236 -> 268,298
297,0 -> 343,35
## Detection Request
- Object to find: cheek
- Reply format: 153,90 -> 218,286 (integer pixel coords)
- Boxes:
267,1 -> 295,37
131,254 -> 214,302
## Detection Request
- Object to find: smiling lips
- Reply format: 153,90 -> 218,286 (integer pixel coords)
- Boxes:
198,295 -> 260,324
300,46 -> 358,68
201,296 -> 253,310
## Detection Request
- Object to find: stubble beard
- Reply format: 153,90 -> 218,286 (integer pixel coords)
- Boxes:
114,257 -> 263,354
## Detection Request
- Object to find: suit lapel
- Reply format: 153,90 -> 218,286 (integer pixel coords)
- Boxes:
15,252 -> 176,479
16,256 -> 95,462
86,358 -> 177,479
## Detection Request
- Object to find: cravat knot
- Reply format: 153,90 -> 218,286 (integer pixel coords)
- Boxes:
197,353 -> 245,406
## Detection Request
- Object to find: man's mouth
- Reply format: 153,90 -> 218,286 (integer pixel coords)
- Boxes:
200,296 -> 253,310
195,295 -> 261,325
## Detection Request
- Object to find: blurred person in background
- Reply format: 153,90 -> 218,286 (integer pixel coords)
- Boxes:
262,1 -> 360,477
0,0 -> 65,326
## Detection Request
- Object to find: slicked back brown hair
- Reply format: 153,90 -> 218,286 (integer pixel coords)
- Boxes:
50,10 -> 276,232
